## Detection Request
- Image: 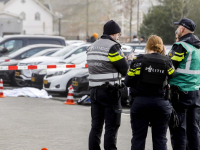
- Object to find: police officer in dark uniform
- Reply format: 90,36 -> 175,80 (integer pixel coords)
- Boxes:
168,18 -> 200,150
125,35 -> 175,150
87,20 -> 129,150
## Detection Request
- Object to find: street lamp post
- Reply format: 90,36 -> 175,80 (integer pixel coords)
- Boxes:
86,0 -> 89,38
59,18 -> 61,36
137,0 -> 139,36
55,12 -> 63,36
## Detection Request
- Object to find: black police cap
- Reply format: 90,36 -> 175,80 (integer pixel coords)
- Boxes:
174,18 -> 196,32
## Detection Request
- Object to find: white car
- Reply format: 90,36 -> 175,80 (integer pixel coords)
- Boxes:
43,54 -> 87,95
65,40 -> 85,45
15,44 -> 91,86
30,48 -> 61,57
0,44 -> 64,63
0,48 -> 61,86
42,45 -> 131,95
18,43 -> 90,65
43,44 -> 134,95
165,45 -> 173,54
123,43 -> 146,56
121,45 -> 134,57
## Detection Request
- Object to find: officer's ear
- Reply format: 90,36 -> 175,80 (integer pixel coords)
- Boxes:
181,27 -> 185,33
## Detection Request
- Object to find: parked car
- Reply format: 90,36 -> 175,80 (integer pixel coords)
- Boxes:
72,73 -> 128,104
31,52 -> 87,89
0,44 -> 64,64
165,45 -> 173,54
121,45 -> 134,57
0,48 -> 61,86
16,44 -> 91,87
0,35 -> 66,56
72,70 -> 89,97
65,40 -> 85,45
30,48 -> 60,57
123,43 -> 146,56
43,55 -> 87,95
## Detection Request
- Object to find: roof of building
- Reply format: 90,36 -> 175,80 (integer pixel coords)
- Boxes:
0,11 -> 21,18
2,0 -> 54,15
3,35 -> 66,40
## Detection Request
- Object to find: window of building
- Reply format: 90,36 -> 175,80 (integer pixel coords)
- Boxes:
20,12 -> 26,20
35,12 -> 40,21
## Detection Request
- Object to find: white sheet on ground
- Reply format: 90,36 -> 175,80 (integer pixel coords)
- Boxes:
3,87 -> 52,98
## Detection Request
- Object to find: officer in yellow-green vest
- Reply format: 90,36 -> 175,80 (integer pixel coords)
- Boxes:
168,18 -> 200,150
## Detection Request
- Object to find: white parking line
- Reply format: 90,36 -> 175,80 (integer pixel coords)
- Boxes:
122,113 -> 130,116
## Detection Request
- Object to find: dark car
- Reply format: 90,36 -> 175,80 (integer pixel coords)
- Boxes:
72,69 -> 90,97
31,69 -> 46,89
72,71 -> 129,104
123,43 -> 146,50
0,35 -> 66,56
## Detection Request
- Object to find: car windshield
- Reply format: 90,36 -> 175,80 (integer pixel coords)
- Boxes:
7,47 -> 29,58
63,52 -> 86,63
31,49 -> 58,57
51,45 -> 77,57
130,45 -> 145,50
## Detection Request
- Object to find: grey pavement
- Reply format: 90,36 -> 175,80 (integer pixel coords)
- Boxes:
0,97 -> 173,150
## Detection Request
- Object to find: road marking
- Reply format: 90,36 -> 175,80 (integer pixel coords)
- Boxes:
122,113 -> 130,116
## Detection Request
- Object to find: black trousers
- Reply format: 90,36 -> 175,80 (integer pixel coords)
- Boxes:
89,88 -> 122,150
130,96 -> 172,150
170,90 -> 200,150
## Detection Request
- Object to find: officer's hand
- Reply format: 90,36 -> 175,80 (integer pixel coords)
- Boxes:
161,45 -> 166,56
128,53 -> 134,60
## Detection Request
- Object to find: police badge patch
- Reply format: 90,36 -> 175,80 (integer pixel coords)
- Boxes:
118,50 -> 124,57
168,50 -> 175,57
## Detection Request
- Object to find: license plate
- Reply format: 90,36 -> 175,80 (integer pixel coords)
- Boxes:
15,72 -> 20,76
31,77 -> 35,82
44,80 -> 48,84
73,81 -> 78,86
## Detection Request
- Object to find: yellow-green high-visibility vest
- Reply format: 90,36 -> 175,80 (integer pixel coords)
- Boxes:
169,41 -> 200,91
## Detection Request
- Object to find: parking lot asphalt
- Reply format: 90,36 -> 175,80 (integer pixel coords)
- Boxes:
1,84 -> 173,150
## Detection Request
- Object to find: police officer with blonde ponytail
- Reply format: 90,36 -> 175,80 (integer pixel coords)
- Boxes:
125,35 -> 176,150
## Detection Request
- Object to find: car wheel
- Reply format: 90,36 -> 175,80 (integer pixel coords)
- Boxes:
14,73 -> 29,87
59,79 -> 72,96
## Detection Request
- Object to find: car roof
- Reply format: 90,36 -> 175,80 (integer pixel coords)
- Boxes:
62,43 -> 90,57
121,45 -> 133,51
78,43 -> 91,46
2,35 -> 66,40
31,48 -> 60,57
122,43 -> 146,46
8,44 -> 64,58
22,44 -> 64,49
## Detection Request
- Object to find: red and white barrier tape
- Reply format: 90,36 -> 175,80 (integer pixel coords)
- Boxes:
0,64 -> 88,70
